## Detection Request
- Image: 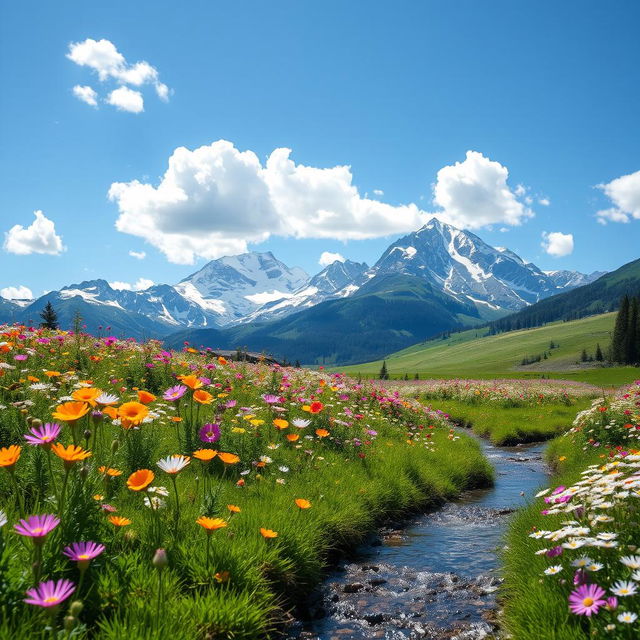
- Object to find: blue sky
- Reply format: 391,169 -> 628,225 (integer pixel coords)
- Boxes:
1,0 -> 639,299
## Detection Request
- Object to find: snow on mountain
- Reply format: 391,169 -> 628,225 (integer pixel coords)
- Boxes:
544,270 -> 606,289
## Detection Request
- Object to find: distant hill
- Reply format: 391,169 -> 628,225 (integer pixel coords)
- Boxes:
490,258 -> 640,333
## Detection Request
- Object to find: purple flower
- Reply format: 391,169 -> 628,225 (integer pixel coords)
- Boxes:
63,541 -> 105,570
261,394 -> 280,405
14,354 -> 27,361
199,423 -> 221,443
569,583 -> 606,616
24,423 -> 61,447
14,514 -> 60,542
24,579 -> 75,608
606,596 -> 618,610
546,545 -> 563,557
223,400 -> 237,409
366,429 -> 378,436
163,385 -> 188,402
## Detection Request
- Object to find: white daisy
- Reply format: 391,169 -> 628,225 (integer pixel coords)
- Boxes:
611,581 -> 637,597
156,455 -> 190,474
617,612 -> 637,623
544,565 -> 563,575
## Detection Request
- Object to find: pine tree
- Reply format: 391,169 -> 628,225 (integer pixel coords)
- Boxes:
414,373 -> 420,380
379,361 -> 388,380
595,343 -> 604,362
39,301 -> 59,330
611,295 -> 630,363
627,297 -> 639,364
580,348 -> 588,363
403,373 -> 409,380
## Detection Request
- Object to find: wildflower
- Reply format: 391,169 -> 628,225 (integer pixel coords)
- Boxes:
620,555 -> 640,569
95,393 -> 119,406
292,418 -> 311,429
315,428 -> 330,438
193,389 -> 214,405
199,423 -> 221,443
273,419 -> 288,430
24,579 -> 75,608
260,527 -> 278,538
214,571 -> 230,583
108,515 -> 131,527
14,514 -> 60,541
118,402 -> 149,426
98,466 -> 122,477
261,394 -> 280,404
52,401 -> 90,422
611,581 -> 637,597
144,495 -> 166,509
309,402 -> 324,413
218,452 -> 240,465
193,449 -> 217,462
137,390 -> 156,404
51,444 -> 91,468
63,541 -> 105,570
177,374 -> 203,390
196,516 -> 228,532
544,565 -> 563,575
568,583 -> 607,616
227,504 -> 241,513
0,511 -> 7,528
163,385 -> 188,401
24,423 -> 61,448
71,388 -> 102,406
157,455 -> 190,474
127,469 -> 155,491
618,612 -> 638,623
0,445 -> 21,469
286,434 -> 299,442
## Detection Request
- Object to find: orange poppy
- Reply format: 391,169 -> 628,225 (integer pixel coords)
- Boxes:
127,469 -> 155,491
217,452 -> 240,465
98,466 -> 122,477
51,443 -> 92,467
71,387 -> 101,406
52,401 -> 90,423
218,356 -> 228,365
177,374 -> 203,390
137,390 -> 156,404
260,527 -> 278,539
273,419 -> 289,430
108,515 -> 131,527
102,406 -> 118,420
193,449 -> 218,462
118,402 -> 149,425
309,401 -> 324,414
196,516 -> 228,532
315,428 -> 330,438
193,389 -> 214,405
286,434 -> 299,442
44,371 -> 61,378
295,498 -> 312,509
0,445 -> 21,469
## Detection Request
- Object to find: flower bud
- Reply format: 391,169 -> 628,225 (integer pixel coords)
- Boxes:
63,616 -> 76,631
79,465 -> 89,480
152,548 -> 168,570
83,429 -> 92,441
31,418 -> 43,428
69,600 -> 84,617
111,439 -> 119,454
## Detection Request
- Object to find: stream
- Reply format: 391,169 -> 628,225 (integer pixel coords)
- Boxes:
291,437 -> 548,640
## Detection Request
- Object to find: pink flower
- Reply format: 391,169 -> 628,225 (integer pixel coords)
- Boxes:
569,583 -> 606,616
14,514 -> 60,542
23,423 -> 61,448
163,385 -> 187,402
63,541 -> 105,570
199,423 -> 221,443
24,579 -> 75,608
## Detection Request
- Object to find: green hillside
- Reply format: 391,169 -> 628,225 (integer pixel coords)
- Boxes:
337,312 -> 638,385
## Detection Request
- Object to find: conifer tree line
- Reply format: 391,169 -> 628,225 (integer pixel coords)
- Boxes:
610,295 -> 640,364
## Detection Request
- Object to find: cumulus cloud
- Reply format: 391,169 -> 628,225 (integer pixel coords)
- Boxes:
373,189 -> 384,196
319,251 -> 346,266
541,231 -> 574,257
109,141 -> 535,264
109,277 -> 154,291
72,85 -> 98,106
129,250 -> 146,260
538,197 -> 550,206
4,211 -> 65,255
596,169 -> 640,224
1,285 -> 33,300
433,151 -> 533,229
67,38 -> 170,111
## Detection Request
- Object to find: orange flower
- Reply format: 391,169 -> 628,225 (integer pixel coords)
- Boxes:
315,428 -> 330,438
309,401 -> 324,414
214,570 -> 230,583
295,498 -> 312,510
260,527 -> 278,539
218,356 -> 228,365
109,515 -> 131,527
178,374 -> 203,390
217,452 -> 240,465
102,406 -> 119,420
137,390 -> 156,404
193,389 -> 214,405
27,375 -> 40,382
44,370 -> 61,378
118,402 -> 149,425
127,469 -> 155,491
51,443 -> 92,467
286,434 -> 299,442
193,449 -> 218,462
196,516 -> 228,532
0,445 -> 21,469
98,466 -> 122,477
171,416 -> 182,422
273,419 -> 289,430
227,504 -> 241,513
52,401 -> 90,422
71,387 -> 101,406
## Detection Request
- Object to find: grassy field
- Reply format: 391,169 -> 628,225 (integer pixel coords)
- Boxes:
430,398 -> 595,445
335,313 -> 638,385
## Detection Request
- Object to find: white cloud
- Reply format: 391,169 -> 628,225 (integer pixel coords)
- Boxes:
1,285 -> 33,300
319,251 -> 346,266
109,141 -> 534,264
596,169 -> 640,224
107,87 -> 144,113
129,250 -> 146,260
67,38 -> 170,110
373,189 -> 384,196
432,151 -> 534,229
4,211 -> 65,255
541,231 -> 574,257
109,277 -> 154,291
72,85 -> 98,107
538,197 -> 550,206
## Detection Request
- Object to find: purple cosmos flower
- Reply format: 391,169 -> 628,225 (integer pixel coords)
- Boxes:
14,514 -> 60,541
569,583 -> 606,616
24,579 -> 75,608
199,423 -> 221,443
261,394 -> 280,404
163,385 -> 188,402
14,354 -> 27,361
63,541 -> 105,570
23,423 -> 61,447
606,596 -> 618,610
223,400 -> 237,409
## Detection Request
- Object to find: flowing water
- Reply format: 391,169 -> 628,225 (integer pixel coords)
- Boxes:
291,438 -> 548,640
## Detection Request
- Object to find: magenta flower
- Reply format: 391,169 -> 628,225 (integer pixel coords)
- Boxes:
63,541 -> 105,570
14,514 -> 60,542
14,354 -> 28,361
547,545 -> 563,557
223,399 -> 237,409
163,385 -> 187,402
261,394 -> 280,404
24,579 -> 75,608
569,583 -> 606,616
199,423 -> 221,443
23,423 -> 61,448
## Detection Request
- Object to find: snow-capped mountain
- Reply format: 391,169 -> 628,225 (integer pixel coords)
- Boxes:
544,270 -> 607,290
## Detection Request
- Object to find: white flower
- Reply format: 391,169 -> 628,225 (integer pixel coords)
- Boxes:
586,563 -> 603,572
157,455 -> 190,474
620,555 -> 640,569
611,581 -> 637,597
544,565 -> 563,575
535,488 -> 550,498
144,496 -> 166,509
96,393 -> 119,406
292,418 -> 311,429
571,556 -> 593,568
278,466 -> 289,473
617,612 -> 637,623
0,510 -> 7,528
147,486 -> 170,497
